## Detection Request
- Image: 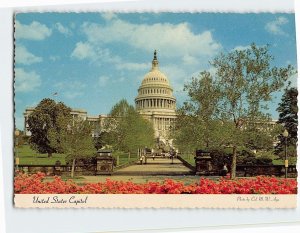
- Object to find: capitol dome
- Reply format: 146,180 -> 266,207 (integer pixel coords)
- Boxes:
135,50 -> 177,140
135,50 -> 176,112
141,68 -> 170,86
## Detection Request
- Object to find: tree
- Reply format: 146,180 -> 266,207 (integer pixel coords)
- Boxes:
55,119 -> 95,178
210,43 -> 294,178
177,43 -> 295,179
275,85 -> 298,157
27,98 -> 71,157
105,99 -> 155,154
174,71 -> 229,152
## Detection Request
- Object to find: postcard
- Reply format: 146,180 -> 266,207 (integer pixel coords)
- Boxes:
13,12 -> 298,208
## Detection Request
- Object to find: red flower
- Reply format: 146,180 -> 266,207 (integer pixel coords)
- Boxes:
14,173 -> 298,194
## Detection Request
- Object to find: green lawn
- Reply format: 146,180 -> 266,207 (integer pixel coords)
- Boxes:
112,151 -> 138,166
16,145 -> 137,166
179,154 -> 195,165
16,145 -> 66,165
272,157 -> 297,166
180,153 -> 297,166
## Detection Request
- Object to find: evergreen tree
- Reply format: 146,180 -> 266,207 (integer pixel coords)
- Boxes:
275,85 -> 298,157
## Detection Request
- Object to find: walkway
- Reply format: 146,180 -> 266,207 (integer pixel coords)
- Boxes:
113,157 -> 193,176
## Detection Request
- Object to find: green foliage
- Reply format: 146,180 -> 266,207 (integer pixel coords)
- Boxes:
104,99 -> 155,153
275,86 -> 298,157
93,131 -> 110,150
236,150 -> 256,165
210,149 -> 232,169
211,44 -> 294,123
54,118 -> 95,177
175,43 -> 295,178
27,98 -> 71,157
174,71 -> 233,152
56,119 -> 95,162
15,130 -> 28,147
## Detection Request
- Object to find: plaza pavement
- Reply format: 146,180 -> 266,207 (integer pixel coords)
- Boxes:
114,157 -> 193,176
77,158 -> 219,184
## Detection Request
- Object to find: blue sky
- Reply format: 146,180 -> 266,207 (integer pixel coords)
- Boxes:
14,13 -> 297,130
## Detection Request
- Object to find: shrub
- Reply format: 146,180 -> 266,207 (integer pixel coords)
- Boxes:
14,172 -> 297,194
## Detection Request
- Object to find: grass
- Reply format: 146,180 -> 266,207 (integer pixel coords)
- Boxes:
112,151 -> 138,166
272,157 -> 297,165
180,153 -> 297,166
16,145 -> 138,166
179,154 -> 195,166
16,145 -> 66,165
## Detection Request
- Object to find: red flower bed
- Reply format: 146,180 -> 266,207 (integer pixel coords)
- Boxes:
14,172 -> 297,194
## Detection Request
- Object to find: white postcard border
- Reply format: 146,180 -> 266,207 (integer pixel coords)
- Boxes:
1,0 -> 300,232
14,194 -> 297,208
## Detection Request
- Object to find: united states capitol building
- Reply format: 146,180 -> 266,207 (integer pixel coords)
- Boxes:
23,51 -> 278,146
24,51 -> 177,144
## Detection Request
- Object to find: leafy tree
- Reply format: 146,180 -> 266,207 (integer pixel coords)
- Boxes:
209,43 -> 294,178
55,118 -> 95,178
177,43 -> 295,179
14,130 -> 26,146
27,98 -> 71,157
105,99 -> 155,154
174,71 -> 226,152
275,85 -> 298,157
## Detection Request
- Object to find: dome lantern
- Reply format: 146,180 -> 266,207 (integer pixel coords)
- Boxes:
151,50 -> 159,71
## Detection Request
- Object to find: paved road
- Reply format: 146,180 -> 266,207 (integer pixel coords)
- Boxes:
113,157 -> 193,176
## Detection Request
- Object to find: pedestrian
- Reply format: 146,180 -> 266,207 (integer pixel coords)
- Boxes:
140,155 -> 144,165
221,163 -> 228,176
151,149 -> 155,160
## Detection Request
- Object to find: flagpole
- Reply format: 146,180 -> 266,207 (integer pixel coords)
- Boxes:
53,92 -> 58,103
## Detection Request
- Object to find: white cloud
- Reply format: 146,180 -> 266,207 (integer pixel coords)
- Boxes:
80,19 -> 221,58
98,75 -> 109,87
69,17 -> 223,104
15,45 -> 43,65
71,41 -> 96,60
182,54 -> 199,66
265,17 -> 288,36
71,41 -> 121,65
232,45 -> 251,51
15,20 -> 52,40
15,68 -> 41,92
55,22 -> 72,36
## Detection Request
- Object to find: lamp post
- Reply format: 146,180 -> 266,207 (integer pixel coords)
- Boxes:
14,130 -> 20,172
283,129 -> 289,178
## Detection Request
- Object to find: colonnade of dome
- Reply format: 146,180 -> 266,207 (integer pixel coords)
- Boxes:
136,98 -> 176,110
